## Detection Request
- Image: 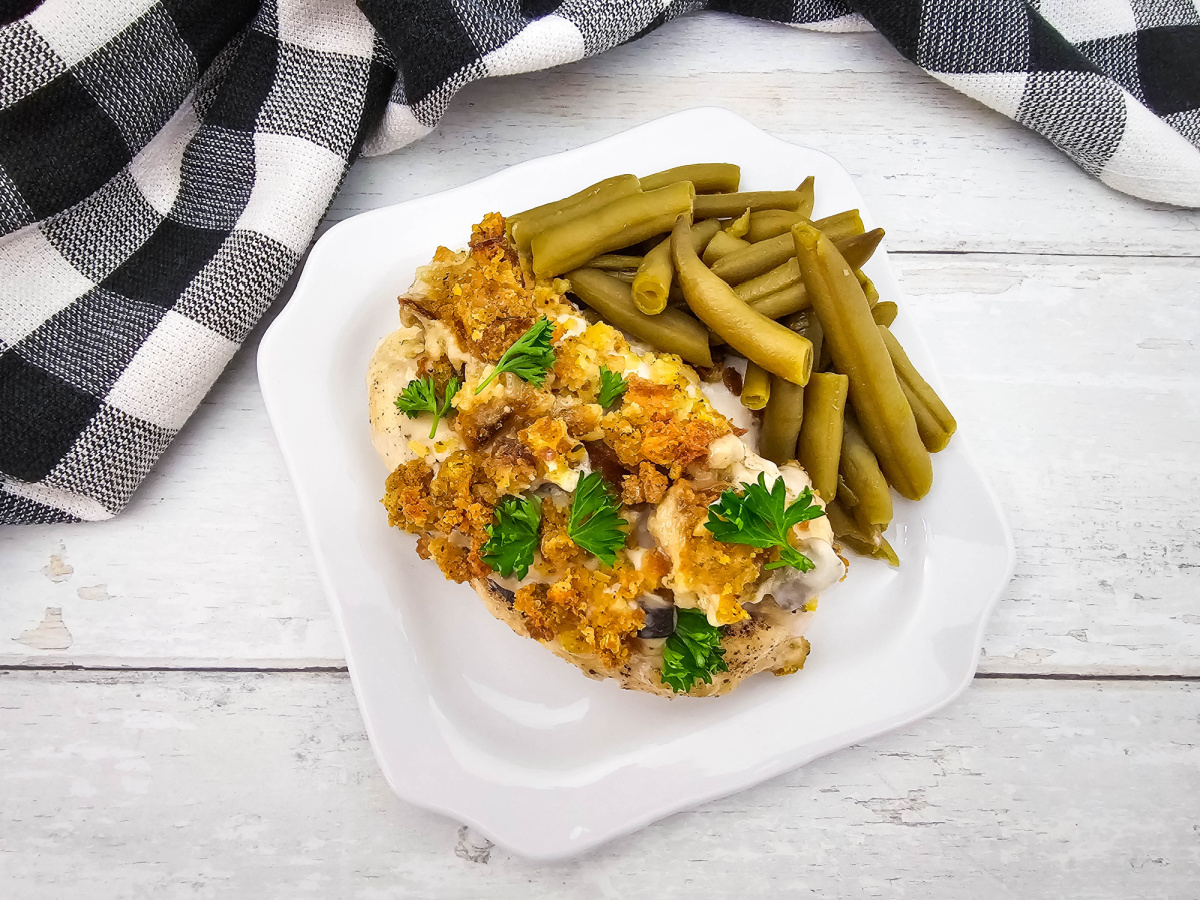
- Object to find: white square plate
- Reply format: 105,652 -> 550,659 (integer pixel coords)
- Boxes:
258,108 -> 1015,860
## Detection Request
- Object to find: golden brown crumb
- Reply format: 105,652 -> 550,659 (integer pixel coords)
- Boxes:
621,461 -> 670,506
603,375 -> 731,480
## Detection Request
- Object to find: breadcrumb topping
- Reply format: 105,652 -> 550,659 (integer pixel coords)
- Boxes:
379,213 -> 764,668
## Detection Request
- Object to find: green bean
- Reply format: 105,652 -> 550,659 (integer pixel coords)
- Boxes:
702,230 -> 751,266
741,361 -> 771,410
672,216 -> 812,385
796,372 -> 848,503
838,228 -> 885,269
611,271 -> 636,283
708,285 -> 810,347
509,174 -> 641,255
688,218 -> 722,255
749,284 -> 809,319
566,267 -> 713,367
746,209 -> 807,243
813,209 -> 865,243
588,253 -> 643,271
710,233 -> 794,284
795,175 -> 816,219
836,475 -> 858,508
735,258 -> 800,303
793,222 -> 931,500
759,375 -> 805,464
532,181 -> 695,278
631,237 -> 673,315
856,269 -> 879,306
640,163 -> 740,194
839,411 -> 892,526
694,191 -> 806,220
879,325 -> 957,453
871,301 -> 898,327
825,501 -> 898,566
713,230 -> 874,287
786,310 -> 824,371
725,208 -> 752,238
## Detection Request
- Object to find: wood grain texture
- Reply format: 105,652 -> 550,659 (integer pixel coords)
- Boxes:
2,255 -> 1196,674
328,13 -> 1200,257
0,671 -> 1196,896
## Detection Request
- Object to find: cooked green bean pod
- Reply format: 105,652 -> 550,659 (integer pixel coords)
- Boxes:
785,309 -> 825,372
837,228 -> 885,269
735,258 -> 800,303
710,232 -> 794,284
836,475 -> 858,508
509,174 -> 641,255
825,501 -> 899,566
566,267 -> 713,367
793,221 -> 931,500
713,230 -> 875,287
839,411 -> 893,526
745,209 -> 807,243
640,163 -> 740,194
795,175 -> 816,219
611,271 -> 636,283
725,208 -> 752,237
748,283 -> 809,319
588,253 -> 644,271
743,206 -> 864,243
856,269 -> 879,306
796,372 -> 848,503
688,218 -> 722,255
879,325 -> 957,453
759,375 -> 806,464
708,285 -> 810,347
871,301 -> 898,327
532,181 -> 695,278
813,209 -> 865,243
631,237 -> 673,315
694,191 -> 805,220
672,216 -> 812,385
703,230 -> 751,266
741,361 -> 771,410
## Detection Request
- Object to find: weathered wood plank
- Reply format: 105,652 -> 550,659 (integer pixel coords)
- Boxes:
0,671 -> 1195,896
3,254 -> 1196,674
327,13 -> 1200,257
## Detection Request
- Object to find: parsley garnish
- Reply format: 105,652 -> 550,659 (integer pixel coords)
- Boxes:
481,494 -> 542,580
566,472 -> 627,566
704,473 -> 826,572
660,607 -> 728,693
395,376 -> 461,439
597,365 -> 628,409
474,317 -> 556,394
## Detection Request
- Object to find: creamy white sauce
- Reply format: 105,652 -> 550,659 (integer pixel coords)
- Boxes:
367,325 -> 463,470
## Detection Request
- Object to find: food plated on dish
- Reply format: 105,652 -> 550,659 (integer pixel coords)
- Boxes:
259,107 -> 1012,857
366,163 -> 956,698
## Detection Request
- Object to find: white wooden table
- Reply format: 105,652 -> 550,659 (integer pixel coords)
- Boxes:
3,13 -> 1199,897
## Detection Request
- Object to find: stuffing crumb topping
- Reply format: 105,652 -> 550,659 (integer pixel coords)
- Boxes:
377,213 -> 797,669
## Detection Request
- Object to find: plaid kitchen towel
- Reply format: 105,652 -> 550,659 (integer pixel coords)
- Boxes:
2,0 -> 1198,525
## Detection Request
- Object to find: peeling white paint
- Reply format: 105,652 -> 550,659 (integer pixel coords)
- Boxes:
15,608 -> 73,650
41,544 -> 73,583
76,585 -> 111,602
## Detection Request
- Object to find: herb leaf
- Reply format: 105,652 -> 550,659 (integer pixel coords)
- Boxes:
660,607 -> 728,693
704,473 -> 825,572
474,317 -> 556,394
395,376 -> 462,439
481,494 -> 542,580
566,472 -> 627,566
597,365 -> 628,409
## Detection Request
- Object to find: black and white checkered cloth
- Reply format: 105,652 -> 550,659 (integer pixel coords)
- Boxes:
2,0 -> 1198,525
